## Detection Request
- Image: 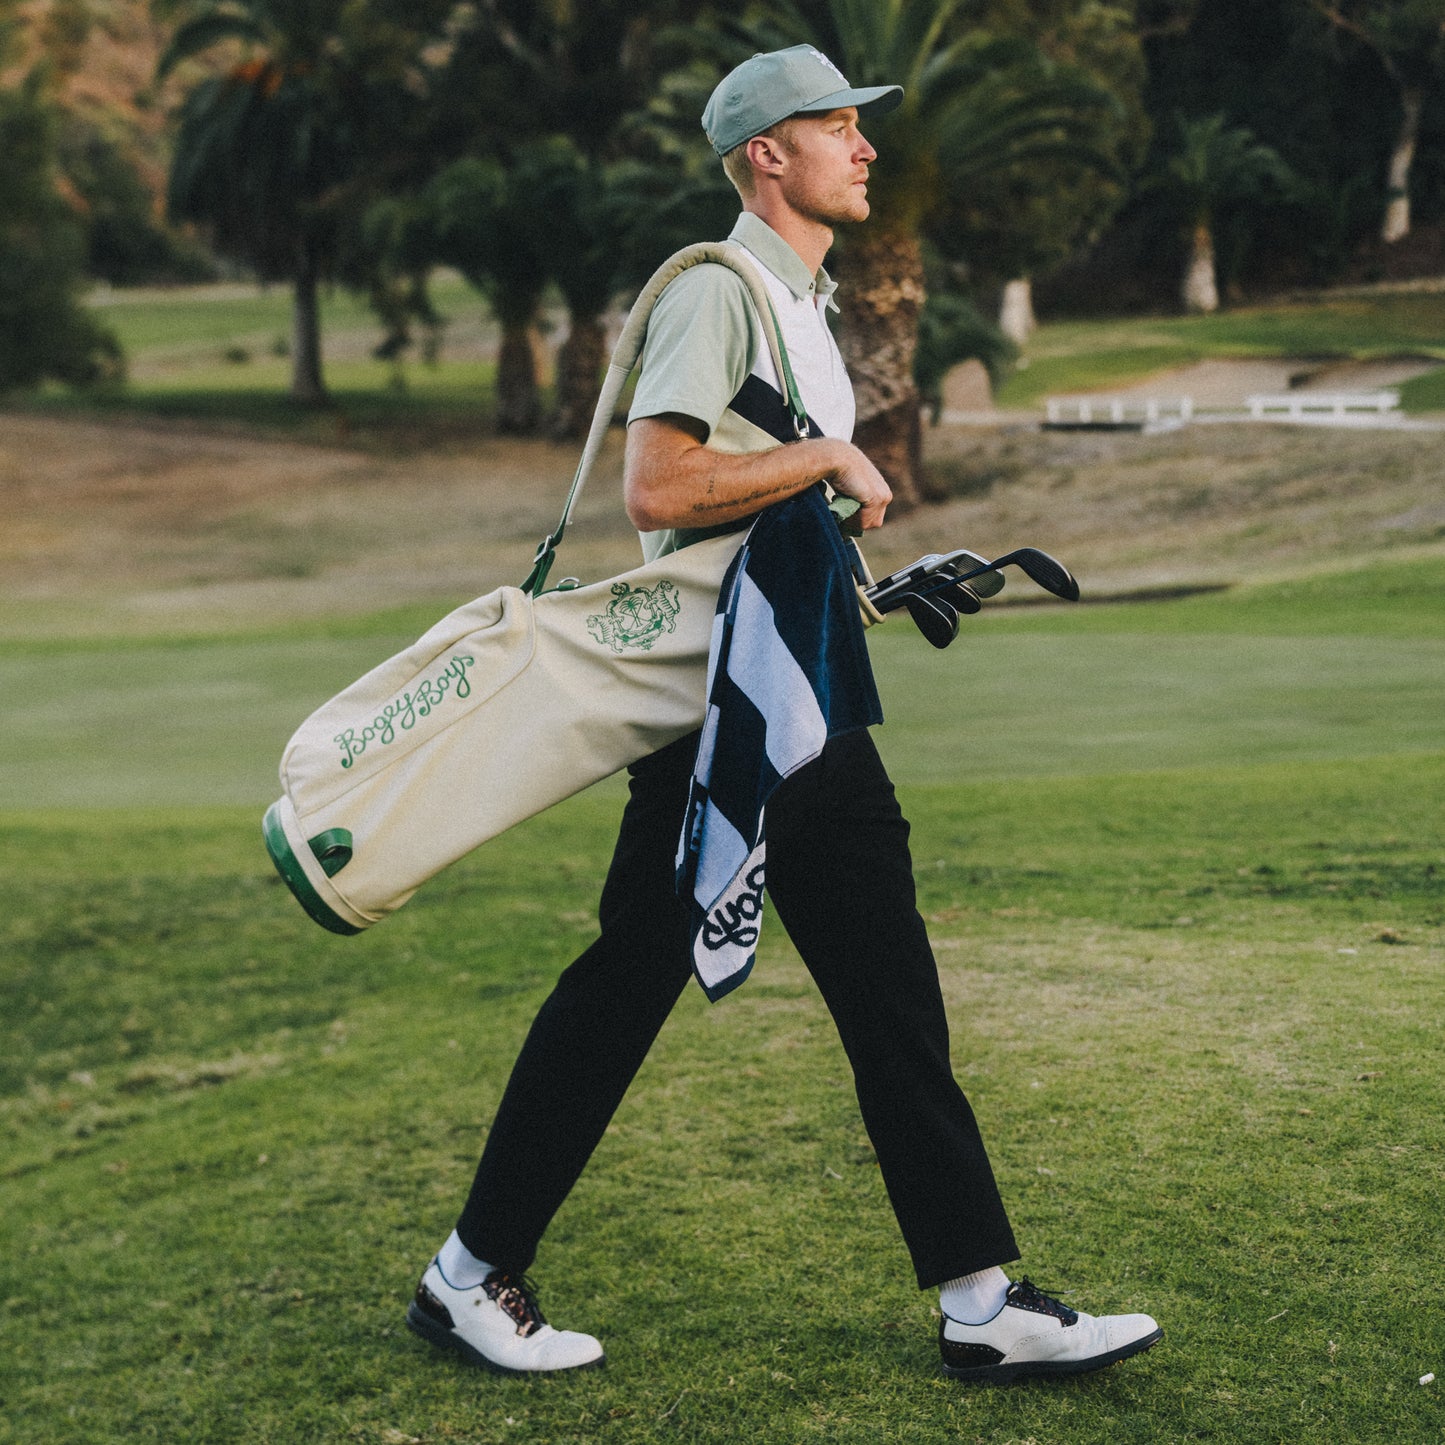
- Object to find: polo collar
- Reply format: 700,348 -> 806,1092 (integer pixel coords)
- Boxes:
730,212 -> 839,309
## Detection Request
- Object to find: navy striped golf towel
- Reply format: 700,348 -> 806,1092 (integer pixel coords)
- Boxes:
676,485 -> 883,1000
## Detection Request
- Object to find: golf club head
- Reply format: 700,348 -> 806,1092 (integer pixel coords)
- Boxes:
937,549 -> 1005,598
952,547 -> 1082,602
904,591 -> 960,648
867,552 -> 1002,612
929,576 -> 983,614
1011,547 -> 1080,602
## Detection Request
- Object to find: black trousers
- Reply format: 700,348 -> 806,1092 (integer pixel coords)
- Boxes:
456,727 -> 1018,1289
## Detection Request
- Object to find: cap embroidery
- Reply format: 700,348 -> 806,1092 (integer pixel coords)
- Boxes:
807,46 -> 847,82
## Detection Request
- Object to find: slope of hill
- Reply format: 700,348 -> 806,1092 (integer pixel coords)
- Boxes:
12,0 -> 186,195
3,403 -> 1444,643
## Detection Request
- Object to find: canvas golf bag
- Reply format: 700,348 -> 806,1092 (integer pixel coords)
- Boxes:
264,243 -> 842,936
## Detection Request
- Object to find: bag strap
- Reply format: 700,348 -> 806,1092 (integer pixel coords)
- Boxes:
522,242 -> 810,596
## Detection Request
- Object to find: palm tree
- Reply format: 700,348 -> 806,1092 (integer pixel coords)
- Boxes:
967,0 -> 1149,343
157,0 -> 450,404
724,1 -> 1123,505
426,0 -> 688,434
1148,113 -> 1293,313
427,154 -> 551,434
526,142 -> 635,438
1308,0 -> 1445,243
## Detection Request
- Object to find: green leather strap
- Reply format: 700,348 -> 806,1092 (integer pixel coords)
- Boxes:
761,291 -> 810,439
307,828 -> 354,878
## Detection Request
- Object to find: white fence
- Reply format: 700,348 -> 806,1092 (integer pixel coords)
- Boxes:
1044,397 -> 1194,425
1244,391 -> 1399,419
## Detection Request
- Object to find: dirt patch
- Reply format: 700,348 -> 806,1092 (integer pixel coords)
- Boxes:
909,421 -> 1445,595
0,412 -> 638,637
4,406 -> 1445,639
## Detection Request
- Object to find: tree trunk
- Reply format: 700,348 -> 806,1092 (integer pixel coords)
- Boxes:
1181,221 -> 1218,314
836,227 -> 927,511
998,278 -> 1036,345
290,237 -> 327,405
552,309 -> 607,439
1381,86 -> 1421,244
496,319 -> 542,434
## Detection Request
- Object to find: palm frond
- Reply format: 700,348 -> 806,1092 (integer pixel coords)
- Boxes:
156,8 -> 268,79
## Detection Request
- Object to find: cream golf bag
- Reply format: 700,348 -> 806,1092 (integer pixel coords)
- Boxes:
263,244 -> 830,935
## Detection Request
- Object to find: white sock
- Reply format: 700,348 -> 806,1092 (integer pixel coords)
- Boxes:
435,1229 -> 495,1290
939,1266 -> 1011,1324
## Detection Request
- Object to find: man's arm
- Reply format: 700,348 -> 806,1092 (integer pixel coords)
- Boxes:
624,414 -> 893,533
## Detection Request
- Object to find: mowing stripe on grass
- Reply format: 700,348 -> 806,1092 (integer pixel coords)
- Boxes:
2,626 -> 1440,807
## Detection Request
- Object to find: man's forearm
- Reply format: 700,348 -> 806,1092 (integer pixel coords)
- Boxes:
624,416 -> 891,532
631,436 -> 849,529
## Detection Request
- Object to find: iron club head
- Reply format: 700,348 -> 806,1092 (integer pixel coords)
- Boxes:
866,549 -> 1004,611
904,591 -> 960,648
925,549 -> 1006,598
928,576 -> 983,614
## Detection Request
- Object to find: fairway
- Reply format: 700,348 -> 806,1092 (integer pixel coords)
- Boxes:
4,551 -> 1443,1444
4,563 -> 1445,808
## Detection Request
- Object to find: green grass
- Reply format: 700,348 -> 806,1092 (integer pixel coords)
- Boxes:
21,360 -> 506,445
20,276 -> 513,443
25,272 -> 1445,434
89,275 -> 483,357
1398,365 -> 1445,413
4,555 -> 1441,809
4,558 -> 1444,1443
995,292 -> 1445,408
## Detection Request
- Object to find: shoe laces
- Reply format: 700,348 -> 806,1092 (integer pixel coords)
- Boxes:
1009,1277 -> 1079,1326
482,1268 -> 547,1337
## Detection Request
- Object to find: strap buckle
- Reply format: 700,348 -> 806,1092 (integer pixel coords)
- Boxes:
521,532 -> 558,596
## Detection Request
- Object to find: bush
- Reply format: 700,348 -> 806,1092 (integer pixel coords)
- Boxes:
57,118 -> 218,287
0,73 -> 121,392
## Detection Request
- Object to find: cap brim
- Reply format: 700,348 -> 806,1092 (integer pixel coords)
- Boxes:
794,83 -> 903,119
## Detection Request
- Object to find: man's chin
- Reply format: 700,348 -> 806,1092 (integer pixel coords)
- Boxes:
811,198 -> 870,226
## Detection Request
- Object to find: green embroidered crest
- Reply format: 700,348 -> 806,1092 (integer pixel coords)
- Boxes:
587,579 -> 681,653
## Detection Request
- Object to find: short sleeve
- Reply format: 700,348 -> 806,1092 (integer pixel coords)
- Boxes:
627,264 -> 760,439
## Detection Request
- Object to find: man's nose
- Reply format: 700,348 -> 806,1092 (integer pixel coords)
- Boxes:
854,131 -> 877,163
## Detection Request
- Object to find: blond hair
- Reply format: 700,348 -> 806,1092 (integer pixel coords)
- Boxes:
720,119 -> 800,199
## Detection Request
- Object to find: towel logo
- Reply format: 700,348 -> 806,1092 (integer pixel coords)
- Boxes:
701,862 -> 767,952
587,579 -> 681,653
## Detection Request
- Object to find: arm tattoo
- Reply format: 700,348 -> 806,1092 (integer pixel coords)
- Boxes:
689,477 -> 804,516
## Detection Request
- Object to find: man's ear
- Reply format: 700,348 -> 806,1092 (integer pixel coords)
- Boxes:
746,133 -> 787,180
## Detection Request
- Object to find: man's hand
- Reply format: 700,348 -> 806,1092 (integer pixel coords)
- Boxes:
825,441 -> 891,531
625,415 -> 892,533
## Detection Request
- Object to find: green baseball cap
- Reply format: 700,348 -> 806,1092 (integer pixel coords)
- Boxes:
702,44 -> 903,156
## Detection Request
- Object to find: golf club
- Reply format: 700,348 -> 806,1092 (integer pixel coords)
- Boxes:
867,549 -> 1004,612
924,547 -> 1080,603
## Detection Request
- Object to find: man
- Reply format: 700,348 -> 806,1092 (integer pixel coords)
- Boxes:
406,44 -> 1162,1384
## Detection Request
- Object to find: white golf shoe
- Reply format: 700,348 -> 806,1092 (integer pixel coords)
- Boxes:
406,1259 -> 605,1373
940,1277 -> 1161,1383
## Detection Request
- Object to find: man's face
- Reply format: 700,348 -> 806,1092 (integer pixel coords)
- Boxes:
772,107 -> 877,226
